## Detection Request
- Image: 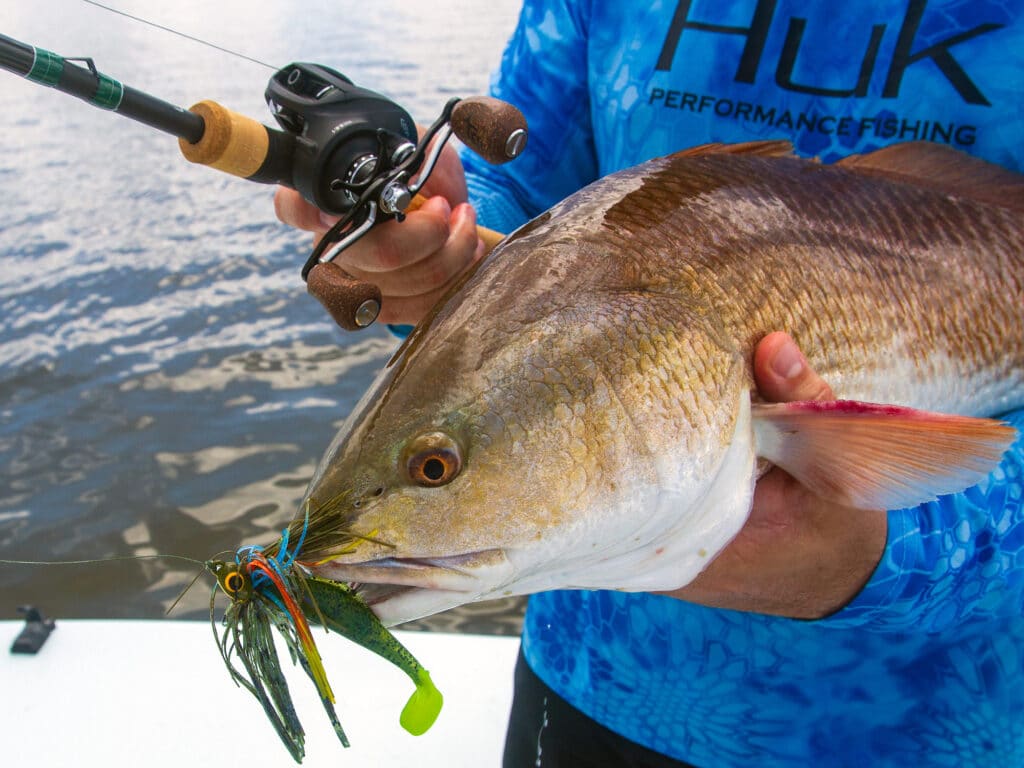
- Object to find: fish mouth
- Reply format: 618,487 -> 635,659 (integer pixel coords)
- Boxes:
310,548 -> 514,626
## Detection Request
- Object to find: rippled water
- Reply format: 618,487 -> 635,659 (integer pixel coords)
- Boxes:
0,0 -> 526,633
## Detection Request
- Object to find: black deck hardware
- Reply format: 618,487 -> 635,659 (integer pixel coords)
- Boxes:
10,605 -> 56,654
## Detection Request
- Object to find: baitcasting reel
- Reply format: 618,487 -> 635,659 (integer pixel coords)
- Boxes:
264,63 -> 527,330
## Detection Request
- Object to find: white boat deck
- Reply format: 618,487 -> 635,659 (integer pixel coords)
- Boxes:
1,619 -> 519,766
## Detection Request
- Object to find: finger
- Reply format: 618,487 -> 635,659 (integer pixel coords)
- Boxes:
375,249 -> 486,325
417,137 -> 468,203
753,332 -> 835,402
274,187 -> 331,233
377,284 -> 460,326
375,230 -> 485,325
344,203 -> 481,298
336,196 -> 453,273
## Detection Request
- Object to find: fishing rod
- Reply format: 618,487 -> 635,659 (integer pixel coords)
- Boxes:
0,32 -> 527,331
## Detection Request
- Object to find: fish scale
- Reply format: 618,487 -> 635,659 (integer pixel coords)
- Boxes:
617,157 -> 1024,408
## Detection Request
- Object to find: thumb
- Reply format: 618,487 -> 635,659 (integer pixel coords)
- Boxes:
753,332 -> 835,402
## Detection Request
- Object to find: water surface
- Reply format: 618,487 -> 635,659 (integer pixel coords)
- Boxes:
0,0 -> 525,633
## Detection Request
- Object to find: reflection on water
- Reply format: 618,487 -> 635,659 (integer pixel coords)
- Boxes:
0,0 -> 524,635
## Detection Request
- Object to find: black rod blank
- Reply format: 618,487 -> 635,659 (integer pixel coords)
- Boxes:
0,32 -> 204,143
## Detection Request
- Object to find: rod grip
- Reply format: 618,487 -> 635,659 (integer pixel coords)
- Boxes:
178,100 -> 270,178
450,97 -> 527,165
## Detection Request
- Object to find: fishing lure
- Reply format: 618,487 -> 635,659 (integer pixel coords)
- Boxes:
206,510 -> 443,762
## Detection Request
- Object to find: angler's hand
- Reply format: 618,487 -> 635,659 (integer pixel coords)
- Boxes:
274,137 -> 485,326
664,332 -> 888,619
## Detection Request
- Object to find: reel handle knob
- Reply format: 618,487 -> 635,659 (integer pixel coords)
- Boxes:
307,261 -> 382,331
450,97 -> 527,165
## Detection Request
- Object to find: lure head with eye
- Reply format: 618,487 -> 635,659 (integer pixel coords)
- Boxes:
207,559 -> 255,603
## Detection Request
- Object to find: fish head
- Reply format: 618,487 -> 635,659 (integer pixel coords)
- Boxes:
296,311 -> 668,625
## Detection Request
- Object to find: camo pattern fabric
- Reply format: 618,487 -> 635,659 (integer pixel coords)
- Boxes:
463,1 -> 1024,764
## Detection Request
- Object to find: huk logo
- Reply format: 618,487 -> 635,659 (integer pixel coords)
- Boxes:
655,0 -> 1003,106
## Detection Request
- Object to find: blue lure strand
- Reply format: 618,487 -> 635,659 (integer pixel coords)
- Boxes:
236,506 -> 312,612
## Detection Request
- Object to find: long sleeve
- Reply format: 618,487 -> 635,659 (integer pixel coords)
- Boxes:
462,0 -> 598,234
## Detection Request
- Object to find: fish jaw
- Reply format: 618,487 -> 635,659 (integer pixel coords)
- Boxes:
311,549 -> 516,627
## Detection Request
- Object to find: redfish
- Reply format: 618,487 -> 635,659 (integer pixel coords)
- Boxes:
288,142 -> 1023,625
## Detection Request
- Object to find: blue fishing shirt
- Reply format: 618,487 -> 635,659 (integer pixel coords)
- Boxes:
460,1 -> 1024,765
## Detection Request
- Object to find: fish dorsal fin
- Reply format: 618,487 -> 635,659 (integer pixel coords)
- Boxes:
752,400 -> 1017,510
674,141 -> 795,159
837,142 -> 1024,212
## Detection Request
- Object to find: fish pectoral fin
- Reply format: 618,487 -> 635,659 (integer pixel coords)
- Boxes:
752,400 -> 1017,510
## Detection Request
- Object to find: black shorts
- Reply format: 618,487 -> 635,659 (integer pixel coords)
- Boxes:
503,649 -> 699,768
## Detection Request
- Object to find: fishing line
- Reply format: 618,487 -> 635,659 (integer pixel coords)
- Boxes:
166,566 -> 207,615
0,554 -> 213,614
0,553 -> 205,566
81,0 -> 278,70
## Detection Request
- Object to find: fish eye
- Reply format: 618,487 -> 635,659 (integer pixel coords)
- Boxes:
404,432 -> 462,488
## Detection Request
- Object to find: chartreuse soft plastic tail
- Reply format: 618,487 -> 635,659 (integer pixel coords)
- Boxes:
302,575 -> 443,735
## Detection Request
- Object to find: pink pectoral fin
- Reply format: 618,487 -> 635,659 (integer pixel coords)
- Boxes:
751,400 -> 1018,510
